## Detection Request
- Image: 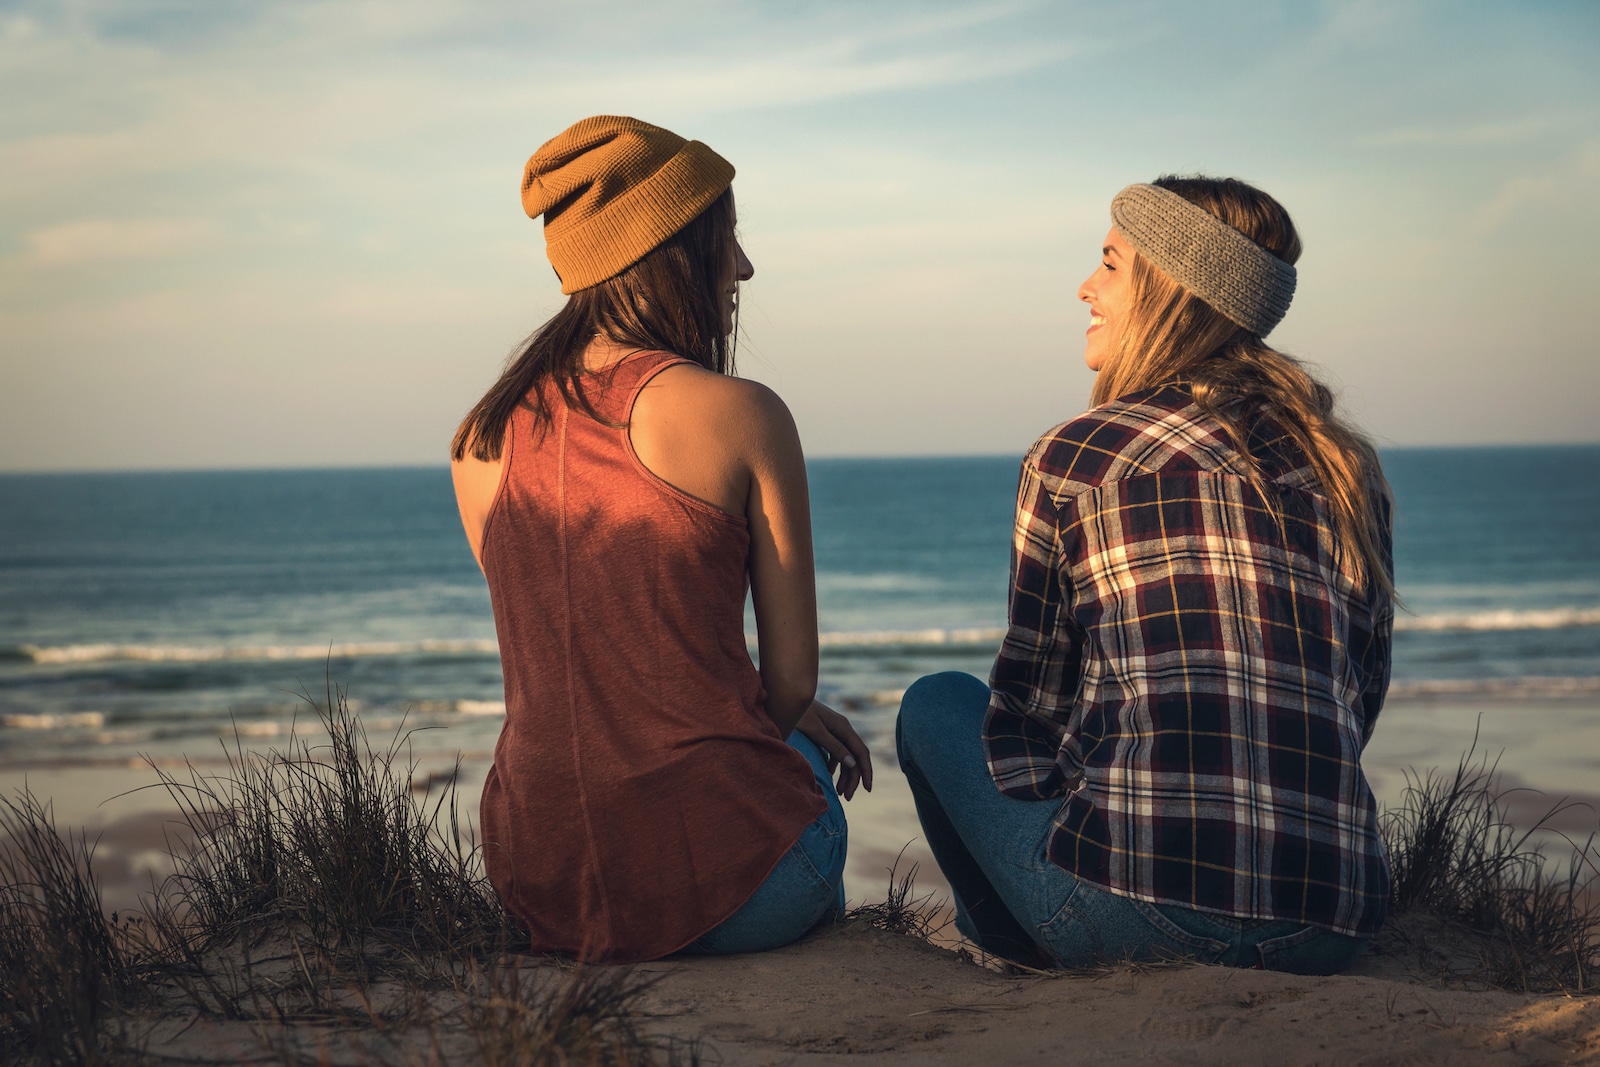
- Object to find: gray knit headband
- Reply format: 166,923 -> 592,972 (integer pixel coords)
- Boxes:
1109,183 -> 1296,336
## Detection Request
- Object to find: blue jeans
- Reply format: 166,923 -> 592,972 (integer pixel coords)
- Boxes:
681,734 -> 848,955
896,672 -> 1370,975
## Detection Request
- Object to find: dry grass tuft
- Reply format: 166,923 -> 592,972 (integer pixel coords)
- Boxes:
846,847 -> 949,944
1380,746 -> 1600,993
461,957 -> 704,1067
142,681 -> 516,969
0,790 -> 144,1064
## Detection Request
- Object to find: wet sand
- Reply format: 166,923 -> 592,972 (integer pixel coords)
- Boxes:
10,694 -> 1594,914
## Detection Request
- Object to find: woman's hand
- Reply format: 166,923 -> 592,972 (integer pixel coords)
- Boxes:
796,701 -> 874,800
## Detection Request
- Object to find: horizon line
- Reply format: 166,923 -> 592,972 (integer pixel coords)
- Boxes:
4,441 -> 1600,477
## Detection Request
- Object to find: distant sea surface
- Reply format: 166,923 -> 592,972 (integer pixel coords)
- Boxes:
2,447 -> 1598,771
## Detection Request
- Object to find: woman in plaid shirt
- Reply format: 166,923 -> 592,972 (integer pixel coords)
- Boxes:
897,176 -> 1394,974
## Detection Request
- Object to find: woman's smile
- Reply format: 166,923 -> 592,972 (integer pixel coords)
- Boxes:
1076,227 -> 1134,372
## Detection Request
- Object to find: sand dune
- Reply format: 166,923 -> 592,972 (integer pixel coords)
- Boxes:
110,921 -> 1600,1065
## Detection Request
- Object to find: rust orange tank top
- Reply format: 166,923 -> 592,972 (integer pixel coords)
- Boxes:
478,349 -> 827,962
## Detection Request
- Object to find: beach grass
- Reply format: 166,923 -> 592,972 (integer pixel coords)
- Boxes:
3,683 -> 1599,1063
140,680 -> 516,968
456,956 -> 703,1067
0,790 -> 145,1064
0,685 -> 698,1065
1379,746 -> 1600,992
844,845 -> 948,943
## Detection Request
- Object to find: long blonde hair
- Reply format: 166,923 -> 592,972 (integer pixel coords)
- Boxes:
1093,175 -> 1393,599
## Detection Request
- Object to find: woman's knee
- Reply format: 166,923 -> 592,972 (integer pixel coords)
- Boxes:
896,671 -> 989,769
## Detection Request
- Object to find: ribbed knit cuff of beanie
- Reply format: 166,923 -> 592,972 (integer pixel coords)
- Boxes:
1109,183 -> 1297,337
522,115 -> 735,294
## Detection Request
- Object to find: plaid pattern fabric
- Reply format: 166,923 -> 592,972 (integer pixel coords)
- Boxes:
984,383 -> 1394,938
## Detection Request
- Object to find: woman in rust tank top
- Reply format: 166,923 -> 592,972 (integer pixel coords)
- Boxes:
449,116 -> 873,963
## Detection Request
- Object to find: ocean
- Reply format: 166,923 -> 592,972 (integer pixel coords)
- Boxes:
2,448 -> 1599,800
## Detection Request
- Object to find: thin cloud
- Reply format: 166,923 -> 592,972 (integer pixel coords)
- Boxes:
26,217 -> 217,265
1362,115 -> 1573,148
0,3 -> 1079,202
531,39 -> 1075,117
1465,174 -> 1557,235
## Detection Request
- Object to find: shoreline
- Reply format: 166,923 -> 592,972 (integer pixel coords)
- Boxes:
5,692 -> 1599,913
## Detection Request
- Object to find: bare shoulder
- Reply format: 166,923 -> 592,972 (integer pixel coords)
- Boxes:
647,363 -> 790,416
630,363 -> 803,515
639,364 -> 798,450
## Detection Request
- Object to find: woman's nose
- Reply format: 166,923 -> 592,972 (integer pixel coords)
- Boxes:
735,243 -> 755,282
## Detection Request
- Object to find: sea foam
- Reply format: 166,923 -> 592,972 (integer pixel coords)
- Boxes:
17,639 -> 500,665
1,711 -> 106,729
15,608 -> 1600,668
1394,607 -> 1600,632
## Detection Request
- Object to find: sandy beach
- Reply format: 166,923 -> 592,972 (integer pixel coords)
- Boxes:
72,915 -> 1600,1065
634,925 -> 1600,1066
5,690 -> 1598,1064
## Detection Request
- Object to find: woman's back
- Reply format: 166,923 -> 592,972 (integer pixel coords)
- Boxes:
478,349 -> 825,962
897,173 -> 1392,974
986,381 -> 1393,938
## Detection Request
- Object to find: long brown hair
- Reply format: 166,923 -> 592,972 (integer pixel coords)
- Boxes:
451,188 -> 739,462
1093,175 -> 1393,599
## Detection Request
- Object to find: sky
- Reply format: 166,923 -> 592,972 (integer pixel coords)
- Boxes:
1,0 -> 1596,471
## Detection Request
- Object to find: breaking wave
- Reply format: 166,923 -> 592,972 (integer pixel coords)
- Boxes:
1,711 -> 107,729
817,627 -> 1008,649
1395,607 -> 1600,633
12,606 -> 1599,669
11,639 -> 501,666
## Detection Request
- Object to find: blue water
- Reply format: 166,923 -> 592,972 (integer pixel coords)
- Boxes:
1,448 -> 1597,767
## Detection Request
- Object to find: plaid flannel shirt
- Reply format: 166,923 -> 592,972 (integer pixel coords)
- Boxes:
984,383 -> 1394,937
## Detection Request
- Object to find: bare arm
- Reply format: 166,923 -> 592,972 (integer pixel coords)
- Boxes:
739,384 -> 820,738
631,364 -> 819,734
631,362 -> 874,792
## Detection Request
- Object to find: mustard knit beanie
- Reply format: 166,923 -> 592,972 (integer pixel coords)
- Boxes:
522,115 -> 735,294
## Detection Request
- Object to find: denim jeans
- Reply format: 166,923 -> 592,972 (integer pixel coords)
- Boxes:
896,671 -> 1370,975
681,733 -> 848,955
